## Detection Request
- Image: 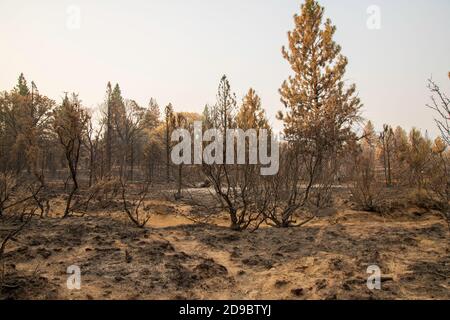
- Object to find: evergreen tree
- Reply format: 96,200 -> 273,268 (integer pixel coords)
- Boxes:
144,98 -> 161,130
164,103 -> 174,182
16,73 -> 30,96
279,0 -> 361,150
105,82 -> 113,174
278,0 -> 362,207
236,88 -> 269,130
362,120 -> 376,149
214,75 -> 236,132
379,124 -> 394,186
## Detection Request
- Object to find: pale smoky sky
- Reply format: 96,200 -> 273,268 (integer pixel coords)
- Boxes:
0,0 -> 449,136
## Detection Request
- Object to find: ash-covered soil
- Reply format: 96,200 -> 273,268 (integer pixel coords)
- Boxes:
1,204 -> 449,300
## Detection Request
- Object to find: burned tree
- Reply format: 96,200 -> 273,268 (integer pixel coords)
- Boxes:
379,124 -> 394,187
84,114 -> 103,187
164,103 -> 174,182
427,75 -> 450,146
113,99 -> 145,181
53,93 -> 89,218
253,144 -> 314,228
278,0 -> 362,209
202,77 -> 269,231
119,178 -> 152,228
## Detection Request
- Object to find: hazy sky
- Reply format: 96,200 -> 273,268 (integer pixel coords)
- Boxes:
0,0 -> 449,135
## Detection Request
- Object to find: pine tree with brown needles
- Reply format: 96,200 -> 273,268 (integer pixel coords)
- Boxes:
237,88 -> 269,131
279,0 -> 361,152
278,0 -> 362,208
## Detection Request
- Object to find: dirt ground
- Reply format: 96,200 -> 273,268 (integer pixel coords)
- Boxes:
1,192 -> 449,300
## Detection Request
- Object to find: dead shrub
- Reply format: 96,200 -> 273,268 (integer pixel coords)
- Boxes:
0,201 -> 37,288
119,178 -> 152,228
410,189 -> 443,211
349,151 -> 384,212
90,177 -> 121,208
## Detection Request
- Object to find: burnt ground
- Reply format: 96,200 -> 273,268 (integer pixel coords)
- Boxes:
0,201 -> 449,300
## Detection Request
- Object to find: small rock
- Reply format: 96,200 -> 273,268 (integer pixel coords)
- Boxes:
291,288 -> 304,296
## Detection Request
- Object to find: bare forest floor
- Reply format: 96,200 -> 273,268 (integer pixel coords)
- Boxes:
1,188 -> 449,300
